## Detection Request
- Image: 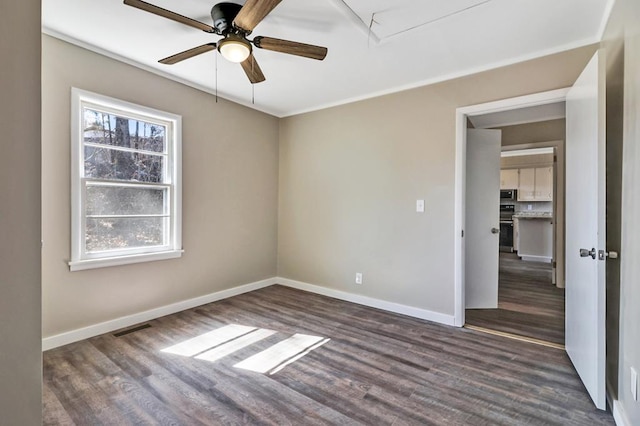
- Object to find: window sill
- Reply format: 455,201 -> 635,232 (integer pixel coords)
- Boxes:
68,249 -> 184,272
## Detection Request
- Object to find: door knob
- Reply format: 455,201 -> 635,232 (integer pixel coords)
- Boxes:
579,247 -> 596,259
491,228 -> 500,234
598,249 -> 619,260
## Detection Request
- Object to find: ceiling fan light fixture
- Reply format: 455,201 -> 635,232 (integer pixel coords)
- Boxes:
218,35 -> 252,63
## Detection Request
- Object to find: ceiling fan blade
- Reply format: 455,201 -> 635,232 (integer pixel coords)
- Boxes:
233,0 -> 282,33
123,0 -> 215,33
159,43 -> 217,65
240,54 -> 266,84
253,36 -> 327,60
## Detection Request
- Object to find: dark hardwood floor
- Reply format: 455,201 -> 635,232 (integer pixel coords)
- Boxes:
43,285 -> 611,425
466,252 -> 565,345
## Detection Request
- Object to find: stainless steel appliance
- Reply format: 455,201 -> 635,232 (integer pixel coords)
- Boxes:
500,189 -> 517,201
499,204 -> 515,252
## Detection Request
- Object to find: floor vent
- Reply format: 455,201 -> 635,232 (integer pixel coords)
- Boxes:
113,323 -> 152,337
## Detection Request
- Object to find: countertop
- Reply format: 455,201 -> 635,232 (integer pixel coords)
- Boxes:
512,212 -> 553,219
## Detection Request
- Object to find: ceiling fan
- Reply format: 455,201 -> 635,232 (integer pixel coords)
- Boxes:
123,0 -> 328,84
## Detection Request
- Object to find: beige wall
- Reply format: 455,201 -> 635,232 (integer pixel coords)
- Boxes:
278,45 -> 596,316
604,0 -> 640,422
500,153 -> 554,169
0,1 -> 42,424
499,118 -> 566,146
42,36 -> 279,338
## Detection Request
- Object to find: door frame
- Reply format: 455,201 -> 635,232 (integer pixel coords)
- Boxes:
501,141 -> 565,287
453,88 -> 569,327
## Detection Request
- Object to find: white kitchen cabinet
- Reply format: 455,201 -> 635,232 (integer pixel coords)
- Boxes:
534,167 -> 553,201
518,168 -> 536,200
500,169 -> 519,189
513,218 -> 519,251
516,217 -> 553,262
517,167 -> 553,201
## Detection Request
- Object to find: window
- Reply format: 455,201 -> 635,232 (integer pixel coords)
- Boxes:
69,88 -> 182,271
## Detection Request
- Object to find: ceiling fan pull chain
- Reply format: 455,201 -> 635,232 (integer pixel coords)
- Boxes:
251,58 -> 255,104
215,52 -> 218,103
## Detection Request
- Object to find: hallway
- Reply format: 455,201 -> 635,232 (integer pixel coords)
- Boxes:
465,253 -> 564,345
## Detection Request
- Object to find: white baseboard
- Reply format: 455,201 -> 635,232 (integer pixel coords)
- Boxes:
608,379 -> 632,426
42,277 -> 277,351
276,277 -> 455,326
520,255 -> 552,263
43,276 -> 456,351
612,399 -> 631,426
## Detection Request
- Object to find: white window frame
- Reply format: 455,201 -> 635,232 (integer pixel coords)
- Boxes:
69,88 -> 182,271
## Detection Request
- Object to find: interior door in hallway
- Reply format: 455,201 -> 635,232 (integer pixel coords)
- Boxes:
465,129 -> 501,309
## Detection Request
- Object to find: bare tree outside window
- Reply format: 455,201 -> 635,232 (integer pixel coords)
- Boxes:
82,108 -> 169,253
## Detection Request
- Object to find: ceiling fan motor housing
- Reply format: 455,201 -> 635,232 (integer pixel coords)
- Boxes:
210,2 -> 243,35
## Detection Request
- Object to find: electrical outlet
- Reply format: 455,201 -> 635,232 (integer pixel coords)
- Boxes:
527,204 -> 532,211
355,273 -> 363,285
631,367 -> 638,401
416,199 -> 425,213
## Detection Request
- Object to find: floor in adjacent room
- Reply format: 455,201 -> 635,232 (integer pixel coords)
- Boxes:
43,284 -> 611,425
465,252 -> 565,346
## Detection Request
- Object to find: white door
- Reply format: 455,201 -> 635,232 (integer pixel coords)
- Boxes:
565,51 -> 606,410
465,129 -> 501,309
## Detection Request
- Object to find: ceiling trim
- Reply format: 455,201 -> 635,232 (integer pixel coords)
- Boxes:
596,0 -> 617,41
43,25 -> 599,119
42,27 -> 279,118
285,36 -> 598,117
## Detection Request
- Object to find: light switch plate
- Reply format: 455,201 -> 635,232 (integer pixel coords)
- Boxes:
416,199 -> 425,213
631,367 -> 638,401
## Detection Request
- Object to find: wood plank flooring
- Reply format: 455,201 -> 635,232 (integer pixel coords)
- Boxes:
43,285 -> 612,425
465,253 -> 565,345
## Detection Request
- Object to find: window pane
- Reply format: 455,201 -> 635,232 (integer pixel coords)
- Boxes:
71,90 -> 182,269
84,146 -> 164,182
83,108 -> 165,153
86,217 -> 166,252
86,186 -> 166,216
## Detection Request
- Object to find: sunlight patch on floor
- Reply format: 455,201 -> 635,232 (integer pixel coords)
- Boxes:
196,328 -> 277,363
161,324 -> 256,357
234,333 -> 330,374
161,325 -> 330,374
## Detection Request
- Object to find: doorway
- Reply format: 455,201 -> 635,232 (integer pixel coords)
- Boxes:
466,143 -> 564,346
453,88 -> 569,327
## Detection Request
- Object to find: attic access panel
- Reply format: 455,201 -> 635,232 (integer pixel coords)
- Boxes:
339,0 -> 491,41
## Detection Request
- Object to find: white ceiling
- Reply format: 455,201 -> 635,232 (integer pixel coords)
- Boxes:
42,0 -> 612,117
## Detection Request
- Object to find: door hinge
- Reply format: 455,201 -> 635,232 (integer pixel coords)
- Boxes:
461,230 -> 464,238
